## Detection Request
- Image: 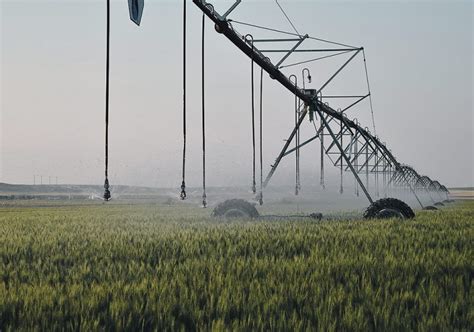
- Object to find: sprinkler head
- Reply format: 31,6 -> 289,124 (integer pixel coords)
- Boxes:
180,181 -> 186,200
103,178 -> 111,201
202,193 -> 207,208
103,189 -> 111,201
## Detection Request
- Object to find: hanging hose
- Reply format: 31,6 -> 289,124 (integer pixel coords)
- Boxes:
375,150 -> 379,197
103,0 -> 111,201
245,35 -> 256,194
320,114 -> 325,190
180,0 -> 187,200
258,68 -> 264,205
365,142 -> 369,190
339,117 -> 343,194
388,165 -> 393,191
354,134 -> 359,196
201,13 -> 207,208
289,75 -> 298,196
383,157 -> 387,197
296,95 -> 301,194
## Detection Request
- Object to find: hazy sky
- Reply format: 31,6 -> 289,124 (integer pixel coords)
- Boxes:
1,0 -> 473,189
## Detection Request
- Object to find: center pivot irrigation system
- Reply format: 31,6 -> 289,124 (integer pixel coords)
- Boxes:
101,0 -> 450,219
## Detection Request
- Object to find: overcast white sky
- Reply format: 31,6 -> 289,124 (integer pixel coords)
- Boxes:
1,0 -> 473,189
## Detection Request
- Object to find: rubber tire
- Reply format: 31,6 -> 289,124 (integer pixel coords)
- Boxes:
364,198 -> 415,219
212,199 -> 260,219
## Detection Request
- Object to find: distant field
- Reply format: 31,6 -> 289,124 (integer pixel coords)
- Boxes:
449,189 -> 474,200
0,200 -> 472,330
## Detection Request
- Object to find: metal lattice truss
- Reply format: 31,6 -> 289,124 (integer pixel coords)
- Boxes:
193,0 -> 448,208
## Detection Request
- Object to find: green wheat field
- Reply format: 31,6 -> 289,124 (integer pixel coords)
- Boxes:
1,200 -> 473,330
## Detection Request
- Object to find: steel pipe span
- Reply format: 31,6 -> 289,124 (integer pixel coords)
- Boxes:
192,0 -> 448,208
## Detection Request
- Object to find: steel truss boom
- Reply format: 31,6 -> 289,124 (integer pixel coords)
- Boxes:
192,0 -> 448,206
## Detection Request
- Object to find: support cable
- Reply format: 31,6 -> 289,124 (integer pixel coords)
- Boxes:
275,0 -> 301,37
363,49 -> 376,135
103,0 -> 111,201
180,0 -> 187,200
228,19 -> 357,48
279,50 -> 353,69
201,13 -> 207,208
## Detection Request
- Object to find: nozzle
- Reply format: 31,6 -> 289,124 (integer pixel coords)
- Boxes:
202,193 -> 207,208
180,181 -> 186,200
103,178 -> 111,201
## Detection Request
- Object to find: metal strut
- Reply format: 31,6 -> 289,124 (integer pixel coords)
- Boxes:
263,108 -> 308,188
222,0 -> 241,19
316,107 -> 373,204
